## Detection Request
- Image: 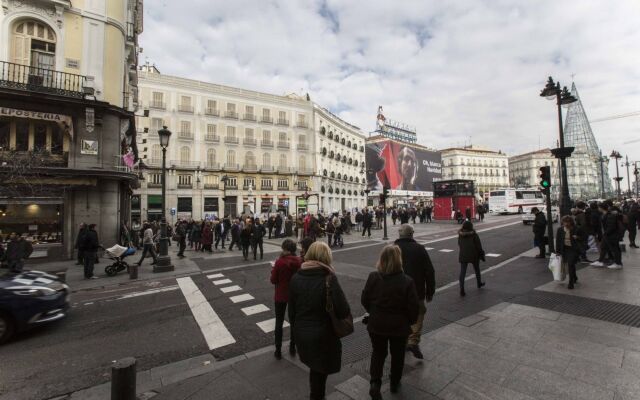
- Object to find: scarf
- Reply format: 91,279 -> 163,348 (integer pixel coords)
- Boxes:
301,260 -> 336,274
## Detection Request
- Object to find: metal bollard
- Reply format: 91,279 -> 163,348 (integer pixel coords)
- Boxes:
128,263 -> 138,279
111,357 -> 136,400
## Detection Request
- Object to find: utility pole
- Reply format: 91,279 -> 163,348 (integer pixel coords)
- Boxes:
624,155 -> 631,197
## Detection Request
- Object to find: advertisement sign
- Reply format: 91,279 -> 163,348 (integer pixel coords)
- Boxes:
81,140 -> 98,155
366,140 -> 441,196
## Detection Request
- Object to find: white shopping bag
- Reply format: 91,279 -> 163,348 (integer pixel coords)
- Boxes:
548,253 -> 563,281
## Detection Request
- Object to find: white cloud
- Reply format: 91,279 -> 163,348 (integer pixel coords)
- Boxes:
140,0 -> 640,181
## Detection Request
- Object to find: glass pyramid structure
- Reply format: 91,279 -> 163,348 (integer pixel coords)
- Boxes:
563,82 -> 612,199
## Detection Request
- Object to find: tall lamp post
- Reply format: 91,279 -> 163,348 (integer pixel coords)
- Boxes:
634,162 -> 639,198
596,151 -> 609,199
540,77 -> 577,217
220,175 -> 228,217
155,126 -> 174,272
364,189 -> 371,207
610,151 -> 622,200
623,156 -> 632,197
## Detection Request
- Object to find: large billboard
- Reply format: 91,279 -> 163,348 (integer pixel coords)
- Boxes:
366,140 -> 442,196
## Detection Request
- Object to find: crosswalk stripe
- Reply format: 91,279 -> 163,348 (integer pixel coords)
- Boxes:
485,253 -> 501,257
207,273 -> 224,279
425,247 -> 434,250
241,304 -> 270,316
212,279 -> 232,285
220,285 -> 242,293
257,318 -> 289,333
229,294 -> 255,303
439,249 -> 454,252
176,277 -> 235,350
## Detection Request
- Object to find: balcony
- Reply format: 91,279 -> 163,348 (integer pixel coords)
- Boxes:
243,138 -> 257,146
243,113 -> 257,121
205,108 -> 220,116
171,160 -> 201,169
0,61 -> 87,98
224,136 -> 239,144
177,183 -> 193,189
243,164 -> 258,172
261,185 -> 273,190
296,121 -> 309,129
225,184 -> 238,190
298,168 -> 314,175
261,165 -> 274,172
204,162 -> 220,170
276,118 -> 289,126
277,185 -> 289,191
178,131 -> 193,140
277,166 -> 291,174
261,116 -> 273,124
223,163 -> 240,171
224,111 -> 238,119
277,141 -> 290,149
147,182 -> 162,188
204,184 -> 219,189
149,101 -> 166,110
297,143 -> 309,151
261,140 -> 274,148
178,104 -> 194,113
204,134 -> 220,142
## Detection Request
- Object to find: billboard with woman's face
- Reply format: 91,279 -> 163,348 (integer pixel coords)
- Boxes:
366,140 -> 442,196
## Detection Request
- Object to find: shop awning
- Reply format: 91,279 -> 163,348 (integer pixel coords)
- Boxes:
0,107 -> 73,138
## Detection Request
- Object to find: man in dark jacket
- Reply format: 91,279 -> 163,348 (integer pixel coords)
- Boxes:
175,221 -> 187,258
394,224 -> 436,359
82,224 -> 100,279
252,218 -> 267,260
574,202 -> 590,261
74,223 -> 87,265
362,208 -> 373,238
532,207 -> 547,258
627,200 -> 638,248
228,219 -> 241,250
591,202 -> 623,269
5,233 -> 33,273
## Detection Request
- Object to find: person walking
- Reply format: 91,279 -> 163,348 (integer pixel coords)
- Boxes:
627,200 -> 638,248
531,207 -> 547,258
267,216 -> 275,239
591,202 -> 623,269
288,242 -> 351,400
240,220 -> 253,261
4,233 -> 33,273
457,221 -> 486,297
74,223 -> 87,265
270,239 -> 302,359
228,219 -> 241,251
361,245 -> 419,398
394,224 -> 435,359
465,206 -> 472,221
477,204 -> 485,222
82,224 -> 100,279
175,221 -> 187,258
136,223 -> 158,266
556,216 -> 583,289
362,208 -> 373,238
325,217 -> 335,247
201,222 -> 214,253
252,218 -> 266,260
391,209 -> 398,225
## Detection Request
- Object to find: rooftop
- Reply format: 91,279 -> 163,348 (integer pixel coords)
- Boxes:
439,145 -> 507,155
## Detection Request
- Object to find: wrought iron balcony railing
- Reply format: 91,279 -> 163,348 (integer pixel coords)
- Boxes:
261,140 -> 274,148
277,118 -> 289,126
205,108 -> 219,116
204,134 -> 220,142
178,104 -> 194,113
243,114 -> 257,121
0,61 -> 87,98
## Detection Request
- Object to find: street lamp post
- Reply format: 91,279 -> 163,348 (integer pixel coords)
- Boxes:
634,162 -> 639,199
610,150 -> 622,200
623,156 -> 632,197
220,175 -> 229,217
540,77 -> 577,217
597,151 -> 609,199
364,189 -> 371,207
155,126 -> 174,272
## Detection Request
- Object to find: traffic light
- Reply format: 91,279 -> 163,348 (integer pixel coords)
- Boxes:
539,166 -> 551,191
379,193 -> 385,205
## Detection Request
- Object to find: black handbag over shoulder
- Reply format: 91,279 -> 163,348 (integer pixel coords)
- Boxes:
325,274 -> 354,338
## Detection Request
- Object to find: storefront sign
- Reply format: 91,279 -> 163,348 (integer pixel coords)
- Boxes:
261,198 -> 273,213
297,198 -> 307,207
81,140 -> 98,155
0,107 -> 73,138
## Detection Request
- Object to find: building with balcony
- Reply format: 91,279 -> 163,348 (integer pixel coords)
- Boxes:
0,0 -> 143,259
440,146 -> 509,199
313,105 -> 367,213
509,149 -> 560,199
136,66 -> 320,219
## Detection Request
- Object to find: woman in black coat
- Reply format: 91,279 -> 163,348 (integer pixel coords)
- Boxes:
457,221 -> 485,296
289,242 -> 351,400
556,215 -> 583,289
361,245 -> 419,399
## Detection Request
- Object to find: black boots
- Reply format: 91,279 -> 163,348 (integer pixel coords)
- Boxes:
369,381 -> 382,400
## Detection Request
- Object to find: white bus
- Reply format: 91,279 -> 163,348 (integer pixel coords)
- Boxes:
488,188 -> 544,214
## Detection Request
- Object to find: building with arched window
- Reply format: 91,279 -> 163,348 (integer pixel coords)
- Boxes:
0,1 -> 144,260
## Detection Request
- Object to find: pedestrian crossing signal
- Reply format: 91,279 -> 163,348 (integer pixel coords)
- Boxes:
539,166 -> 551,191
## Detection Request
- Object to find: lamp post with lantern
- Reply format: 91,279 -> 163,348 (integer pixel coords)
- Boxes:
610,150 -> 623,200
154,126 -> 174,272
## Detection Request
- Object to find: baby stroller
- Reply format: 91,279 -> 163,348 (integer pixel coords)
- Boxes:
104,244 -> 136,276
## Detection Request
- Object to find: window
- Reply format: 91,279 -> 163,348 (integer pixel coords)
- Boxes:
207,148 -> 216,166
178,174 -> 192,186
204,197 -> 219,212
177,197 -> 192,212
151,144 -> 161,161
279,131 -> 287,142
207,99 -> 217,109
245,151 -> 256,166
151,118 -> 164,131
246,105 -> 254,114
15,121 -> 28,151
149,173 -> 162,184
225,177 -> 237,187
297,114 -> 306,125
180,96 -> 192,111
227,150 -> 236,165
226,126 -> 236,138
33,123 -> 47,150
203,175 -> 218,186
278,178 -> 288,189
180,146 -> 190,163
299,155 -> 306,170
0,120 -> 9,149
262,130 -> 271,141
227,103 -> 236,112
299,134 -> 306,145
180,120 -> 191,134
261,178 -> 272,188
245,128 -> 254,138
262,153 -> 271,167
12,20 -> 56,70
243,177 -> 255,189
151,92 -> 164,108
263,108 -> 271,117
278,111 -> 286,120
207,124 -> 217,136
279,154 -> 287,168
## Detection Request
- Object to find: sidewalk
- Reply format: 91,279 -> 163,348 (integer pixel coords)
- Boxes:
57,242 -> 640,400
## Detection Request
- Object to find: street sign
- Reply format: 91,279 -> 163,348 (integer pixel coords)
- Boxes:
283,200 -> 289,207
170,208 -> 176,216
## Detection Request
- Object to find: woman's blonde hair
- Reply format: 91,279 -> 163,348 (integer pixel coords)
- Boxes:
377,245 -> 403,274
304,241 -> 333,266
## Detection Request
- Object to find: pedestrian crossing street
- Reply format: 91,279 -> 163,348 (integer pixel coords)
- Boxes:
423,245 -> 502,257
178,271 -> 286,351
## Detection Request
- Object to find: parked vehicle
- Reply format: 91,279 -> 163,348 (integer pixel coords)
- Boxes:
489,188 -> 545,214
522,207 -> 559,224
0,270 -> 70,344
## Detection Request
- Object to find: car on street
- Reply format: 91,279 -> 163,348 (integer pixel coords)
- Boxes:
522,207 -> 559,224
0,270 -> 70,344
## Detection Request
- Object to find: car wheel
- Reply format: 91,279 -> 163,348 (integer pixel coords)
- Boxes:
0,312 -> 15,345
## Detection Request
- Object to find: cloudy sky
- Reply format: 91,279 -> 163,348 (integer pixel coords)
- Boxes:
141,0 -> 640,180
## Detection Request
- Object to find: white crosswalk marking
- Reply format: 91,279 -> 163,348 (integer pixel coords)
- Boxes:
229,294 -> 255,303
439,249 -> 454,253
176,277 -> 235,350
212,279 -> 232,285
207,273 -> 224,279
257,318 -> 289,333
485,253 -> 501,257
425,247 -> 434,250
220,285 -> 242,293
242,304 -> 270,316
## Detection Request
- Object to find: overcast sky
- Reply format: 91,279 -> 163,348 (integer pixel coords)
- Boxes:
141,0 -> 640,181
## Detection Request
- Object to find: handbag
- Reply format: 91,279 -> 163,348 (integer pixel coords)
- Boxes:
325,274 -> 354,338
548,253 -> 563,281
